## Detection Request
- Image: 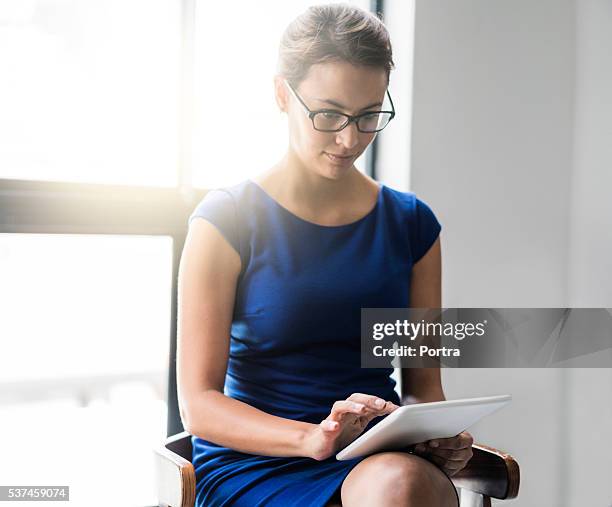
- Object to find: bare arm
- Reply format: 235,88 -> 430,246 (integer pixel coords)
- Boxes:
177,217 -> 313,457
402,236 -> 476,473
400,236 -> 446,404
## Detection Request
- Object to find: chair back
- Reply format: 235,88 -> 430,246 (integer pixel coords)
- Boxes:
166,431 -> 193,461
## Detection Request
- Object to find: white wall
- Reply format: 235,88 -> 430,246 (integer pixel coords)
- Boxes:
565,1 -> 612,505
568,0 -> 612,305
410,0 -> 575,308
385,0 -> 612,505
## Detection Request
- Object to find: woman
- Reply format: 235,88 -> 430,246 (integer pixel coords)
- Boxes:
177,3 -> 472,506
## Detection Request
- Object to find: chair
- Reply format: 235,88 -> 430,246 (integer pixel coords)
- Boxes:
154,431 -> 519,506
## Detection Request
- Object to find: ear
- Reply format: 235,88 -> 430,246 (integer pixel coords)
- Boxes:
273,75 -> 288,113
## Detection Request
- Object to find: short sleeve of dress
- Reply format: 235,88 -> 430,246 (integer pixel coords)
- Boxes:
188,189 -> 241,257
410,196 -> 442,263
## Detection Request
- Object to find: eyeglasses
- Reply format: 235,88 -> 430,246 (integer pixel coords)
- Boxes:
283,79 -> 395,133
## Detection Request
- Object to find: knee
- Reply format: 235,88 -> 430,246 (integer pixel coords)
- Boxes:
375,453 -> 438,504
360,452 -> 458,506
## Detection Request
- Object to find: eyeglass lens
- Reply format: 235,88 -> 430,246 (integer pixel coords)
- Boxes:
313,111 -> 393,132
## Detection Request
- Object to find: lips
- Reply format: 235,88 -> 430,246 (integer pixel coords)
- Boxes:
325,152 -> 354,158
324,152 -> 355,162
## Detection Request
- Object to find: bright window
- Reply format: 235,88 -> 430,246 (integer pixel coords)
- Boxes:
0,0 -> 181,187
0,233 -> 172,505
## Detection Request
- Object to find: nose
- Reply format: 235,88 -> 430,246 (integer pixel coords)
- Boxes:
335,120 -> 360,151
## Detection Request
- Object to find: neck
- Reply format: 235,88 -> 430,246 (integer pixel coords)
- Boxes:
269,150 -> 366,210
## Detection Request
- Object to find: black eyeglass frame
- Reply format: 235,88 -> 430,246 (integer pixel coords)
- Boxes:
283,79 -> 396,133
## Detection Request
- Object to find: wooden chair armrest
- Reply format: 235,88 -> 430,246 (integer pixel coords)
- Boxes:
451,442 -> 520,500
154,432 -> 196,507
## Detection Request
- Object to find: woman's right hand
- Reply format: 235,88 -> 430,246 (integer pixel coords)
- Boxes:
304,393 -> 399,461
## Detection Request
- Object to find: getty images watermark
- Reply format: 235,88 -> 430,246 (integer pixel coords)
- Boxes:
361,308 -> 612,368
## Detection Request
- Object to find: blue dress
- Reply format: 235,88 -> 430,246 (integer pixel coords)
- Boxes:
187,178 -> 442,506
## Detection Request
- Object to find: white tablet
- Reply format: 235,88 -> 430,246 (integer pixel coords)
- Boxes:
336,394 -> 511,461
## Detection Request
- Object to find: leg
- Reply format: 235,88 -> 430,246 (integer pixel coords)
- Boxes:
340,451 -> 459,507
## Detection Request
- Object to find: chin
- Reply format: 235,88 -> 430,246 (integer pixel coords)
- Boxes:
318,165 -> 352,181
317,154 -> 357,179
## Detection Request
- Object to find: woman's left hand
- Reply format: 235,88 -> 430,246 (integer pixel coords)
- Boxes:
413,431 -> 474,477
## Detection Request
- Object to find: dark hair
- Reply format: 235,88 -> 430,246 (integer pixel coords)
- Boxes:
277,2 -> 395,88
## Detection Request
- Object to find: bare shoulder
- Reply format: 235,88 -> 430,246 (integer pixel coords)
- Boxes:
250,165 -> 282,193
182,218 -> 241,280
362,173 -> 381,196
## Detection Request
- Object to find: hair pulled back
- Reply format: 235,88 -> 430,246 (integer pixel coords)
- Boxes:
277,3 -> 394,88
